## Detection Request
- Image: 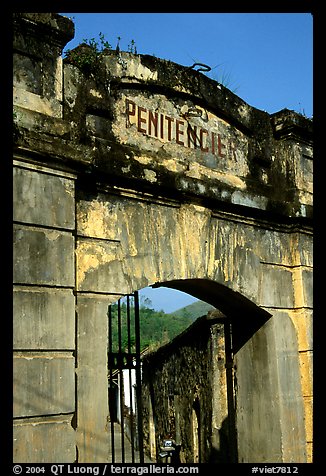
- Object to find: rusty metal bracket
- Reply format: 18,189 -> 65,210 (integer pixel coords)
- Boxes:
188,62 -> 212,73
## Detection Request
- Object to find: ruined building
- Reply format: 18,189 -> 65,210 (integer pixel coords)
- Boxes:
141,311 -> 233,463
13,13 -> 313,463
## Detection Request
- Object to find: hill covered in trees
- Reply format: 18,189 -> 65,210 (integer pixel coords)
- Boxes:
109,299 -> 215,353
166,300 -> 215,320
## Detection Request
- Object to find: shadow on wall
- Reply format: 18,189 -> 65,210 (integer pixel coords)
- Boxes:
147,278 -> 274,464
210,416 -> 234,463
153,278 -> 271,352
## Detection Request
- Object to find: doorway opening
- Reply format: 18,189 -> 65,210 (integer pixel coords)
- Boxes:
107,279 -> 271,463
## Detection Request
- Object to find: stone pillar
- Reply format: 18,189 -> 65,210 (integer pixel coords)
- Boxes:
13,161 -> 77,462
290,233 -> 313,462
13,13 -> 76,463
234,242 -> 308,462
13,13 -> 74,118
210,323 -> 230,462
75,296 -> 111,463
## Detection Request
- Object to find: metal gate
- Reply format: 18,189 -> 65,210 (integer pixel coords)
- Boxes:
108,291 -> 144,463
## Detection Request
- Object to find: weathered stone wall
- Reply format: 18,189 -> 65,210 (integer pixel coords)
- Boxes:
142,316 -> 230,463
13,13 -> 77,463
13,13 -> 313,463
13,162 -> 77,462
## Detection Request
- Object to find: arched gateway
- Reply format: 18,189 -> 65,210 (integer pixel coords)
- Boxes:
13,14 -> 313,463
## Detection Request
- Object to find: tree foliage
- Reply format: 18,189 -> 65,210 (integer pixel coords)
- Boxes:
108,300 -> 197,354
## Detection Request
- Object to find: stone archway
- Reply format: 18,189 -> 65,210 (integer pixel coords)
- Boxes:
75,192 -> 307,463
145,278 -> 306,463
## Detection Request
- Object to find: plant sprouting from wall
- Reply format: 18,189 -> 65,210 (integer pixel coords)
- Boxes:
128,39 -> 137,54
64,32 -> 138,75
64,32 -> 113,74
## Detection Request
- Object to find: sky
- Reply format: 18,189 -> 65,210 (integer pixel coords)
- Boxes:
60,12 -> 313,117
59,12 -> 313,312
138,287 -> 198,313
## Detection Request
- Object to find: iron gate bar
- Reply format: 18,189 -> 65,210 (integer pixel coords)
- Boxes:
134,291 -> 144,463
224,320 -> 238,463
108,291 -> 144,463
108,304 -> 115,462
117,299 -> 125,462
127,295 -> 135,462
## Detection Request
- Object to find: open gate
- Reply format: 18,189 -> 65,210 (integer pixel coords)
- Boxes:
108,291 -> 144,463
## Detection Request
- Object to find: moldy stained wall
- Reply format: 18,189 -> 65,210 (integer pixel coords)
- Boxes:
141,314 -> 231,463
